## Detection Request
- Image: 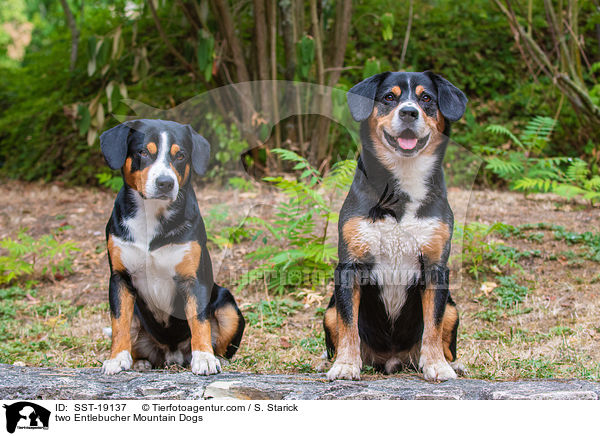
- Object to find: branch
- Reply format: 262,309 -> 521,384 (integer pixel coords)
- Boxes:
399,0 -> 414,69
147,0 -> 197,78
59,0 -> 79,71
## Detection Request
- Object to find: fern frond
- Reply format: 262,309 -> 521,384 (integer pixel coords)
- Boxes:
521,116 -> 555,152
513,177 -> 557,193
485,156 -> 523,178
485,124 -> 524,149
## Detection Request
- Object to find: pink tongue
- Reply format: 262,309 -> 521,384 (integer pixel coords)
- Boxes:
397,137 -> 417,150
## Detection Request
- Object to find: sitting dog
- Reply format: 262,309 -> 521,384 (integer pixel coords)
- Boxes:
323,72 -> 467,381
100,119 -> 245,375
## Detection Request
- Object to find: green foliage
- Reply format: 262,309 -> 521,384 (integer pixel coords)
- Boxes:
553,227 -> 600,262
494,275 -> 529,308
203,205 -> 252,249
296,34 -> 315,80
238,149 -> 356,295
494,221 -> 600,263
227,176 -> 254,192
96,168 -> 123,192
0,229 -> 79,285
453,222 -> 523,280
244,299 -> 303,333
484,116 -> 600,204
204,113 -> 250,178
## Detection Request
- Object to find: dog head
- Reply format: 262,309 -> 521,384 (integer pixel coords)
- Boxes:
100,119 -> 210,201
347,71 -> 467,158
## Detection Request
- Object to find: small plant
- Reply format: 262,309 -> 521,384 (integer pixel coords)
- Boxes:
453,221 -> 522,280
96,169 -> 123,192
238,149 -> 356,294
494,275 -> 529,308
553,227 -> 600,262
204,113 -> 250,178
203,205 -> 252,249
227,176 -> 254,192
0,229 -> 79,285
484,116 -> 600,205
244,299 -> 303,332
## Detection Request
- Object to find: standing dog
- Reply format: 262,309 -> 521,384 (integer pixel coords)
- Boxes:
100,119 -> 245,375
323,72 -> 467,381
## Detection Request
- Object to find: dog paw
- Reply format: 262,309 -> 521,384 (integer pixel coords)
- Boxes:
190,351 -> 221,375
420,359 -> 457,382
133,359 -> 152,372
327,360 -> 361,381
102,350 -> 133,375
450,360 -> 467,375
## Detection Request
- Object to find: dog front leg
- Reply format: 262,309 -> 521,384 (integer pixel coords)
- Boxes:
327,263 -> 362,381
103,274 -> 135,375
419,265 -> 457,381
184,282 -> 221,375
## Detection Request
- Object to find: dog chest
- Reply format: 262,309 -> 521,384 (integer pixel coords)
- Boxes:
111,235 -> 192,324
353,214 -> 439,319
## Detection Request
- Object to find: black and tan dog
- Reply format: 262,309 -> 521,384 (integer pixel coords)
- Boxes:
100,119 -> 244,375
323,72 -> 467,381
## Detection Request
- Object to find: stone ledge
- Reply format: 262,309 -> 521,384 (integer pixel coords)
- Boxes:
1,364 -> 598,400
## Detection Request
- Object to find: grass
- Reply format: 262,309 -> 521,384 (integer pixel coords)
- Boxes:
0,286 -> 109,367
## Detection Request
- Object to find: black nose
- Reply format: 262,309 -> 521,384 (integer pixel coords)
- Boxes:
155,176 -> 174,193
399,106 -> 419,120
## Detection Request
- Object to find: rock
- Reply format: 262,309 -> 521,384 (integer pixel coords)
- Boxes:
0,364 -> 598,400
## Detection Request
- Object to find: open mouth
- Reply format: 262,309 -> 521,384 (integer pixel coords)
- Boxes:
384,130 -> 429,153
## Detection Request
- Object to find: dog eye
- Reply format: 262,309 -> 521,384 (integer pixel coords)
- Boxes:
138,149 -> 149,158
421,93 -> 432,102
175,151 -> 185,161
383,93 -> 395,102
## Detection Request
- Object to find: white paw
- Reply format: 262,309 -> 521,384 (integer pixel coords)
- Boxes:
190,351 -> 221,375
133,359 -> 152,371
420,359 -> 457,382
450,360 -> 467,375
102,350 -> 133,375
327,360 -> 361,381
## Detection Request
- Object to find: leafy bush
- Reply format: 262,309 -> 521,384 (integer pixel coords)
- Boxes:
484,116 -> 600,204
0,229 -> 79,285
238,148 -> 355,295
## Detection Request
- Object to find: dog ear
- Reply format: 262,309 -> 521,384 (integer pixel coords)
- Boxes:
426,71 -> 467,123
100,123 -> 131,170
188,125 -> 211,175
347,73 -> 388,122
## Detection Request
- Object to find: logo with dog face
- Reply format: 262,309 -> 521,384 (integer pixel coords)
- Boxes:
2,402 -> 50,433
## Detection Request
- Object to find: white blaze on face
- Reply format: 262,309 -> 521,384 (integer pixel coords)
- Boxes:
391,101 -> 430,140
145,130 -> 179,200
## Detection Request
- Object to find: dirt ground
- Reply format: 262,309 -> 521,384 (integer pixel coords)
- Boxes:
1,180 -> 599,380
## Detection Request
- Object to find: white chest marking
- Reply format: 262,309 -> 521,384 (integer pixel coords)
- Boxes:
355,214 -> 439,320
391,155 -> 436,202
115,192 -> 185,324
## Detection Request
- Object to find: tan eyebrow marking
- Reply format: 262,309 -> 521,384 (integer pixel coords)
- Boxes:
391,86 -> 401,96
415,85 -> 425,96
146,142 -> 157,154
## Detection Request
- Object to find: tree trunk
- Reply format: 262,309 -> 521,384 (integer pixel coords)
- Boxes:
59,0 -> 80,72
253,0 -> 270,114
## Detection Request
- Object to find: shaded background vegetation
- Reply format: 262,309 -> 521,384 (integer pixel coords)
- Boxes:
0,0 -> 599,193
